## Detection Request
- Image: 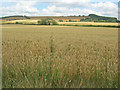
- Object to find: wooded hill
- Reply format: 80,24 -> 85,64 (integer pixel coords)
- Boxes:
0,15 -> 30,21
80,14 -> 118,22
1,14 -> 118,22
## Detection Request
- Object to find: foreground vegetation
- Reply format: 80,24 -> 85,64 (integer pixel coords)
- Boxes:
2,25 -> 118,88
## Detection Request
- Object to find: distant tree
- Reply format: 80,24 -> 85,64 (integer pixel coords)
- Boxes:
39,19 -> 47,25
69,19 -> 72,22
24,15 -> 30,19
15,22 -> 23,24
47,20 -> 51,25
38,21 -> 41,24
37,18 -> 58,25
16,22 -> 19,24
59,19 -> 63,22
52,20 -> 58,25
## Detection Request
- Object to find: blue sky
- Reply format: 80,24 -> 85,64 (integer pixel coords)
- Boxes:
1,0 -> 119,18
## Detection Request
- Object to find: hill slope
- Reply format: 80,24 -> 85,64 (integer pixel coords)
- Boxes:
80,14 -> 118,22
1,14 -> 118,22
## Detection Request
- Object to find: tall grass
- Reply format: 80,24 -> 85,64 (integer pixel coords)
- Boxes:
2,25 -> 118,88
2,39 -> 118,88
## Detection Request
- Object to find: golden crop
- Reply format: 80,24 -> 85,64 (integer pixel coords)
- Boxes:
2,25 -> 118,88
2,20 -> 119,26
58,22 -> 119,26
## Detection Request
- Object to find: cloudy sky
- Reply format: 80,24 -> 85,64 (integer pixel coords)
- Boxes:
0,0 -> 119,18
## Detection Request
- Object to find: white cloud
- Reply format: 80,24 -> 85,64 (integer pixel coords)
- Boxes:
1,0 -> 118,18
41,5 -> 100,16
1,0 -> 119,2
60,0 -> 90,4
91,2 -> 117,11
42,6 -> 67,16
41,1 -> 118,17
1,0 -> 40,16
91,2 -> 118,17
50,0 -> 90,8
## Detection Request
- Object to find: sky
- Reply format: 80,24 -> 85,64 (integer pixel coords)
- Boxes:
0,0 -> 120,18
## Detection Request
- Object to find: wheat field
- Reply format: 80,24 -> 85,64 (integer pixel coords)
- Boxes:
2,25 -> 118,88
58,22 -> 119,26
3,20 -> 38,24
3,20 -> 119,26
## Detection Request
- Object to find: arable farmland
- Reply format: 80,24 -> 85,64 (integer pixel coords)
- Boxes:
2,25 -> 118,88
58,22 -> 119,26
3,20 -> 119,27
